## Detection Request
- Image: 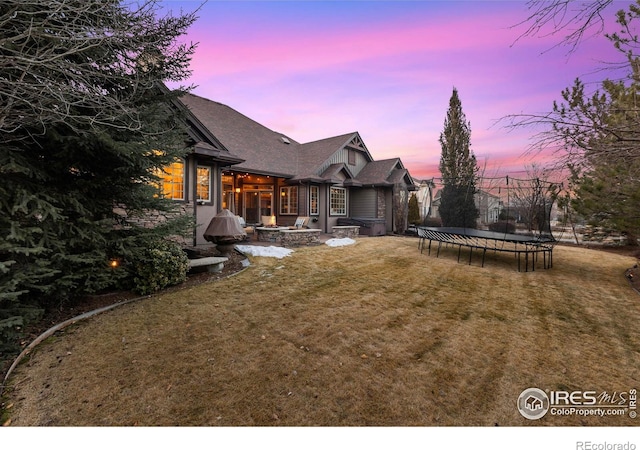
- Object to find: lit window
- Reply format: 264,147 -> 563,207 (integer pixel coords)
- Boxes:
330,187 -> 346,216
197,166 -> 211,202
310,185 -> 319,215
280,186 -> 298,215
158,160 -> 184,200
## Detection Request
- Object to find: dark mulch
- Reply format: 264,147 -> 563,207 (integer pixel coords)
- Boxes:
624,261 -> 640,295
598,244 -> 640,295
26,249 -> 247,338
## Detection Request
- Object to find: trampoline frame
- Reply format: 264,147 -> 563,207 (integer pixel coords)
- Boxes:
417,227 -> 556,272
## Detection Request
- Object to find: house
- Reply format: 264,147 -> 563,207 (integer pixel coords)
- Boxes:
475,189 -> 503,226
159,93 -> 416,245
413,179 -> 435,222
429,188 -> 442,221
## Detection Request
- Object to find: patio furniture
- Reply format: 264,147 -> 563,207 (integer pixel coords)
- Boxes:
291,216 -> 310,229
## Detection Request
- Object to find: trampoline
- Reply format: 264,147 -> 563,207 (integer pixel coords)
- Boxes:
417,174 -> 561,271
418,226 -> 555,272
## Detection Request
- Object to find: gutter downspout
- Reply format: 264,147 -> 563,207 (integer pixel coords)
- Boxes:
192,159 -> 197,247
325,184 -> 330,234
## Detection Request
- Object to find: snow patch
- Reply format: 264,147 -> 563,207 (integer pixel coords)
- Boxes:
236,245 -> 293,259
325,238 -> 356,247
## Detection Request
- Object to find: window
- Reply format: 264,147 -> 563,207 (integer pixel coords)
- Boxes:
310,185 -> 319,215
330,187 -> 346,216
348,148 -> 356,165
158,160 -> 184,200
196,166 -> 211,202
279,186 -> 298,215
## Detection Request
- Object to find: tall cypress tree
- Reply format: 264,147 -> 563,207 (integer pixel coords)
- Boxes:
438,87 -> 479,228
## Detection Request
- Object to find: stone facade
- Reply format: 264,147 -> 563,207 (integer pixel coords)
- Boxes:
114,203 -> 194,229
332,226 -> 360,239
113,203 -> 193,245
256,227 -> 322,247
377,188 -> 386,218
281,229 -> 322,247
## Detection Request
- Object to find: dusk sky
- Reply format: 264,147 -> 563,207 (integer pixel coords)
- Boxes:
164,0 -> 631,180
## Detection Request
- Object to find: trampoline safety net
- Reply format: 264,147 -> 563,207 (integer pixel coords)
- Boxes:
416,175 -> 560,271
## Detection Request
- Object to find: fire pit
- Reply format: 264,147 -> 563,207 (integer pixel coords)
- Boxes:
203,209 -> 247,255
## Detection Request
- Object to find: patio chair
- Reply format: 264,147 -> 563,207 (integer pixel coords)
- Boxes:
291,216 -> 310,229
236,216 -> 254,240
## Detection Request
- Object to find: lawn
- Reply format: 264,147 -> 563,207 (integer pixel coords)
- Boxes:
3,236 -> 639,426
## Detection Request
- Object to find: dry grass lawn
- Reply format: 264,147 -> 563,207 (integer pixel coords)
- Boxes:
3,236 -> 640,426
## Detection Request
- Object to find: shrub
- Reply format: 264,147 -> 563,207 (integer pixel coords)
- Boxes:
408,193 -> 421,226
488,220 -> 516,234
0,304 -> 43,360
423,217 -> 443,227
128,241 -> 189,295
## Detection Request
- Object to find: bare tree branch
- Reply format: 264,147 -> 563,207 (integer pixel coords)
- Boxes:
0,0 -> 198,143
512,0 -> 614,54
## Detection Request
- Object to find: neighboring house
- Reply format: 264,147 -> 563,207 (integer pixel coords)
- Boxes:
413,179 -> 435,222
475,189 -> 503,226
429,188 -> 441,220
158,93 -> 416,245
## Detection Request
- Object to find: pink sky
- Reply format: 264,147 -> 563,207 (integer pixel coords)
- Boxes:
164,0 -> 630,180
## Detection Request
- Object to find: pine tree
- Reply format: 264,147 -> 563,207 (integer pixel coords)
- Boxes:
0,0 -> 197,353
438,88 -> 479,228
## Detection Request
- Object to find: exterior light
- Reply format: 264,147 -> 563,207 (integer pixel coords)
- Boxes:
235,187 -> 241,193
109,259 -> 119,269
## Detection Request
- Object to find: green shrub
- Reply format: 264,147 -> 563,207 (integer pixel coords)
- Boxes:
423,217 -> 443,227
408,194 -> 421,226
129,241 -> 189,295
0,305 -> 43,360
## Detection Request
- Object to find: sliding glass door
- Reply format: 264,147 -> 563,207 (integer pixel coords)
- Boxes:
244,190 -> 273,224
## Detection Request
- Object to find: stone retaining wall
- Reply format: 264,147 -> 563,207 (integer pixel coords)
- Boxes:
581,225 -> 628,246
281,229 -> 322,247
332,226 -> 360,239
256,227 -> 321,247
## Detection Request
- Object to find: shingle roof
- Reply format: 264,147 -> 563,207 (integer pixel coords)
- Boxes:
179,93 -> 301,176
179,93 -> 414,186
296,133 -> 356,173
355,158 -> 403,185
319,163 -> 359,184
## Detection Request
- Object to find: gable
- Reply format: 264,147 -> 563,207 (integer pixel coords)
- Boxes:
320,163 -> 356,183
299,132 -> 374,179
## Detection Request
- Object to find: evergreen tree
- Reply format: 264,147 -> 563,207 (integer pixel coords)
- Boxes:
509,2 -> 640,242
0,0 -> 197,353
438,88 -> 479,228
408,193 -> 421,226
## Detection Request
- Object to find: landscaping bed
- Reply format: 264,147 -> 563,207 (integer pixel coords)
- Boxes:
0,249 -> 248,381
